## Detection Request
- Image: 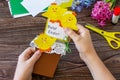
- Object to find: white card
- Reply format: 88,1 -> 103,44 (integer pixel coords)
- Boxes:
45,20 -> 68,41
21,0 -> 55,17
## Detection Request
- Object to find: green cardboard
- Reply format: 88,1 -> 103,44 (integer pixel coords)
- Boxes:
9,0 -> 29,15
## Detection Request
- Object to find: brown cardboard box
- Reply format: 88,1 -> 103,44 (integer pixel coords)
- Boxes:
33,53 -> 61,78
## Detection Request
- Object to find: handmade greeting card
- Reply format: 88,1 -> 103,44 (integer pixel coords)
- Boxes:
30,3 -> 78,78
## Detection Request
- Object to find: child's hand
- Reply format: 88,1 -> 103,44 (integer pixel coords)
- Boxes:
14,47 -> 42,80
64,24 -> 96,61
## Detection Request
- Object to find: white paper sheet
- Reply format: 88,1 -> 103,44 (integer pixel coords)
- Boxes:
21,0 -> 55,17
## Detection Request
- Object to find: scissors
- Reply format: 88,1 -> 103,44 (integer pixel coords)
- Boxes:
85,24 -> 120,49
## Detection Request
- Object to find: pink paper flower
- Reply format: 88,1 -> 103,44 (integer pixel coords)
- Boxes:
91,1 -> 113,26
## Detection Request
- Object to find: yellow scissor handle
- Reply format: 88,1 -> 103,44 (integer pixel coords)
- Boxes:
101,31 -> 120,49
85,24 -> 120,49
104,32 -> 120,40
104,36 -> 120,49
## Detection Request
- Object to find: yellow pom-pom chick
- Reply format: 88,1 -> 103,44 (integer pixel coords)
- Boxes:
34,33 -> 56,52
60,11 -> 78,30
42,3 -> 67,21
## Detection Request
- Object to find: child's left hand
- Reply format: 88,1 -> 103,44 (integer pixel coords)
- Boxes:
14,47 -> 42,80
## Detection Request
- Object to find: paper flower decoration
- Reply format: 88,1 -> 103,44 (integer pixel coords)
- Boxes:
91,1 -> 113,26
72,0 -> 96,12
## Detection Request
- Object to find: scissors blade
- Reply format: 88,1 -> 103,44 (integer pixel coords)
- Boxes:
85,24 -> 105,35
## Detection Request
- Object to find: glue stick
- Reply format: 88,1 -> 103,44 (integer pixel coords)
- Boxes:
112,7 -> 120,24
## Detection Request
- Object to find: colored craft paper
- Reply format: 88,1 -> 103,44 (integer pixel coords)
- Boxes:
55,0 -> 73,8
31,33 -> 56,51
8,0 -> 30,18
21,0 -> 55,17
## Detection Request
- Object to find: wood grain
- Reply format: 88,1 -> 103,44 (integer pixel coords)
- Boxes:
0,0 -> 120,80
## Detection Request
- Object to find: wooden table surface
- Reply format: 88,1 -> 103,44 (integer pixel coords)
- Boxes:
0,1 -> 120,80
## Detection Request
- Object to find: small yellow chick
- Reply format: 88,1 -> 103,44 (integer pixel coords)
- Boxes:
42,3 -> 67,21
60,11 -> 78,30
34,33 -> 56,52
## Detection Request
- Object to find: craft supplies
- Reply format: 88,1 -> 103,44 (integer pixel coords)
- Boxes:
91,1 -> 113,26
112,7 -> 120,24
85,24 -> 120,49
8,0 -> 50,18
8,0 -> 30,18
72,0 -> 96,12
21,0 -> 55,17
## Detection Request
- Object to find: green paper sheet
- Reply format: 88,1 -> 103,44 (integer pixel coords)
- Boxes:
9,0 -> 29,15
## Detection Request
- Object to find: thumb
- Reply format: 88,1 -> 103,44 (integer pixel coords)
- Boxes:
64,28 -> 81,42
28,50 -> 42,65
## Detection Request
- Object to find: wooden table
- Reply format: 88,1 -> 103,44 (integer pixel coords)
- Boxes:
0,1 -> 120,80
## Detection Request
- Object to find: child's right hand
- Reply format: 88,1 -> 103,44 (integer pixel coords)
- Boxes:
64,24 -> 96,61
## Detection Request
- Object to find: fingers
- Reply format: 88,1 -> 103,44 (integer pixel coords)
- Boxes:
64,28 -> 81,42
77,24 -> 85,30
19,47 -> 36,59
28,50 -> 42,65
77,24 -> 88,33
19,47 -> 36,61
64,24 -> 89,43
